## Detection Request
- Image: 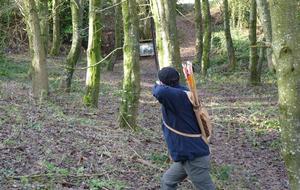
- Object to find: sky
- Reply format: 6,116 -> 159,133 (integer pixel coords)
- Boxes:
177,0 -> 194,4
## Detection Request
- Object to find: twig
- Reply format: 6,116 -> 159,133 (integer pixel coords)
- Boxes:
176,8 -> 194,24
96,0 -> 126,13
66,47 -> 123,70
211,122 -> 226,129
136,159 -> 164,172
6,169 -> 117,180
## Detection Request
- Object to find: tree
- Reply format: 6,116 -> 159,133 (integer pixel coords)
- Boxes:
193,0 -> 203,71
150,0 -> 183,78
223,0 -> 236,70
107,0 -> 123,71
249,0 -> 259,85
18,0 -> 48,98
119,0 -> 140,129
50,0 -> 61,56
201,0 -> 211,76
138,0 -> 151,40
256,0 -> 273,71
60,0 -> 83,92
83,0 -> 102,107
269,1 -> 300,189
35,0 -> 49,55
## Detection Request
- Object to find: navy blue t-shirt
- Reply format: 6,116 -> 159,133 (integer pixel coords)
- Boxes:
152,84 -> 210,162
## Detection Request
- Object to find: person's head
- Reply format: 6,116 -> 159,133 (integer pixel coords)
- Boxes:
158,67 -> 180,87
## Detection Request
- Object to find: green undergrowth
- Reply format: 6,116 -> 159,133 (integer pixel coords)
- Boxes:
210,29 -> 250,69
0,57 -> 29,80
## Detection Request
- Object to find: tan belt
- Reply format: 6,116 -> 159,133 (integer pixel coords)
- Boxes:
162,120 -> 202,138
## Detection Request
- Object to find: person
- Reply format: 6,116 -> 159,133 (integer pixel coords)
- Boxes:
152,67 -> 215,190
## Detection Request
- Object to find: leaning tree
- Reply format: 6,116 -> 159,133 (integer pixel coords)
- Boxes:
60,0 -> 83,92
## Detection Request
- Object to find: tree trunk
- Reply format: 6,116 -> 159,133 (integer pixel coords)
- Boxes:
150,0 -> 183,79
21,0 -> 49,98
256,0 -> 273,71
35,0 -> 49,55
201,0 -> 211,76
83,0 -> 102,107
107,0 -> 123,71
249,0 -> 260,85
119,0 -> 140,129
193,0 -> 203,71
60,0 -> 83,92
269,1 -> 300,189
257,38 -> 266,79
138,0 -> 151,40
223,0 -> 236,71
50,0 -> 61,56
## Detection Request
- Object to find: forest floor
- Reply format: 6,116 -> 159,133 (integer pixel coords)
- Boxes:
0,15 -> 289,190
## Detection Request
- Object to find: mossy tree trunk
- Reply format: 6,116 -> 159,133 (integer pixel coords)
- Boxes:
249,0 -> 260,85
150,0 -> 183,79
50,0 -> 61,56
107,0 -> 123,71
21,0 -> 49,98
60,0 -> 83,92
201,0 -> 211,76
223,0 -> 236,70
35,0 -> 48,55
256,0 -> 273,71
83,0 -> 102,107
119,0 -> 140,129
269,1 -> 300,189
193,0 -> 203,71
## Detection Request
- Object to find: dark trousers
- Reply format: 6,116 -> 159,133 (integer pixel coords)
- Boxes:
161,155 -> 215,190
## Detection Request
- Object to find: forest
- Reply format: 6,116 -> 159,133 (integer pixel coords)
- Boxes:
0,0 -> 299,189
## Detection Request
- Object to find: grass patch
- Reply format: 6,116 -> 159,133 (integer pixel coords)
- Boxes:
89,178 -> 126,190
149,152 -> 169,166
0,58 -> 28,80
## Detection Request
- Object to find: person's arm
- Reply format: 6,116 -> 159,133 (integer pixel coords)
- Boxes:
152,84 -> 186,113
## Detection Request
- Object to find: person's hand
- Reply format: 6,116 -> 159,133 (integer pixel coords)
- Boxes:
156,80 -> 162,85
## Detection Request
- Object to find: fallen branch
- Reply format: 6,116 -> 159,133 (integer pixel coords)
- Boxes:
6,169 -> 117,180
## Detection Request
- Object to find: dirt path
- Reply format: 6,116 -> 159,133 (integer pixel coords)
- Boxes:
0,15 -> 288,190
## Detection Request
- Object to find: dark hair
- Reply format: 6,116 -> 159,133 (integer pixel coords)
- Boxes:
158,67 -> 180,87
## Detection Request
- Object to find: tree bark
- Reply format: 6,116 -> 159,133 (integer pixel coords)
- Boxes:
256,0 -> 273,71
249,0 -> 260,85
35,0 -> 49,55
269,1 -> 300,189
60,0 -> 83,92
83,0 -> 102,107
193,0 -> 203,71
201,0 -> 211,76
50,0 -> 61,56
21,0 -> 49,98
150,0 -> 183,80
119,0 -> 140,129
107,0 -> 123,71
223,0 -> 236,71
